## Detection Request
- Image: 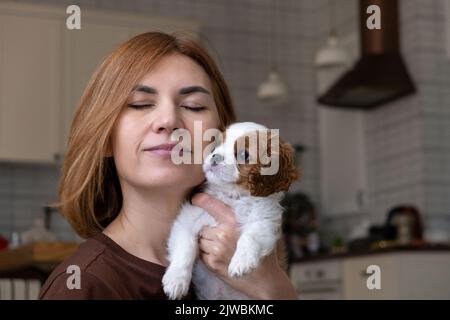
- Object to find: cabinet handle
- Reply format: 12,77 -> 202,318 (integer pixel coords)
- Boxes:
53,153 -> 61,162
316,269 -> 325,279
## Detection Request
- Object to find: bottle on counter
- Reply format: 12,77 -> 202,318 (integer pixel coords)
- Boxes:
21,218 -> 57,245
306,227 -> 321,254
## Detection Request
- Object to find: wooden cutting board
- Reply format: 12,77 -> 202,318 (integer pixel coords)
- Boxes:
0,242 -> 79,273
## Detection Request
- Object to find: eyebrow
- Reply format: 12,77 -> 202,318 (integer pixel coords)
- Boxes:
132,85 -> 211,95
133,85 -> 157,94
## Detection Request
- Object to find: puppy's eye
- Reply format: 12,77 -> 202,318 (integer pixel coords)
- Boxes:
237,149 -> 250,163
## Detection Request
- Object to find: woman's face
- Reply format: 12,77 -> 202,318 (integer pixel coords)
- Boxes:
110,53 -> 220,194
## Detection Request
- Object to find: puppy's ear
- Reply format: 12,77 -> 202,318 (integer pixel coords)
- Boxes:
274,140 -> 301,191
244,134 -> 300,197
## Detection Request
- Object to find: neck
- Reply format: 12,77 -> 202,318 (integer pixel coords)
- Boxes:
103,184 -> 189,267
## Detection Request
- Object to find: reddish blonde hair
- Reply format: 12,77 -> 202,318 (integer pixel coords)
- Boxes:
57,32 -> 236,238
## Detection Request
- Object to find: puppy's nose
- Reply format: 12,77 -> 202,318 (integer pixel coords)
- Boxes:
211,153 -> 224,166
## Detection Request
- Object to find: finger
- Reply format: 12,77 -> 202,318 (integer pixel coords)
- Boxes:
199,226 -> 215,240
198,237 -> 223,257
199,226 -> 229,241
191,193 -> 236,225
199,251 -> 224,275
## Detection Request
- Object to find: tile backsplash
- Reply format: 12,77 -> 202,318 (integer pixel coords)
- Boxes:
0,162 -> 77,241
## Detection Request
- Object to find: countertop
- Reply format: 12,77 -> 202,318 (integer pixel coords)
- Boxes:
291,241 -> 450,263
0,242 -> 79,280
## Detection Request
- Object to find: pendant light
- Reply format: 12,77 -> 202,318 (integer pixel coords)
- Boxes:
314,0 -> 350,94
257,0 -> 288,103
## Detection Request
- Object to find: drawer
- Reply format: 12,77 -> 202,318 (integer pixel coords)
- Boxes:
290,260 -> 342,284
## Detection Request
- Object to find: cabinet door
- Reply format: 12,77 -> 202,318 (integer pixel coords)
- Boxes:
343,255 -> 399,299
318,106 -> 368,215
398,253 -> 450,299
0,14 -> 61,162
61,23 -> 130,155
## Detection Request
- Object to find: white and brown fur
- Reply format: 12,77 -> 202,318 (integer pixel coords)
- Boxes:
162,122 -> 300,300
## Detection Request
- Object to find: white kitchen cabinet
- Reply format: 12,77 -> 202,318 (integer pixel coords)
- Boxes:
0,13 -> 61,162
343,252 -> 450,299
290,251 -> 450,299
342,254 -> 399,299
0,1 -> 200,162
318,106 -> 368,216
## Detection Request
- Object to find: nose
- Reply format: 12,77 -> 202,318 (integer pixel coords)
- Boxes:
211,153 -> 224,166
151,102 -> 182,134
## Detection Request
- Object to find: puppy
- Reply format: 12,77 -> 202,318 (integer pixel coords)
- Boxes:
162,122 -> 300,299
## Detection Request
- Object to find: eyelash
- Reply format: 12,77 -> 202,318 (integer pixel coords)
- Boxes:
183,106 -> 207,112
128,104 -> 155,109
127,104 -> 206,112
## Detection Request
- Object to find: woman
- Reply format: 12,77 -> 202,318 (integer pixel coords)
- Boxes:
39,32 -> 297,300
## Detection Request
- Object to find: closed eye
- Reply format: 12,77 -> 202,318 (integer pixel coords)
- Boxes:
128,104 -> 207,112
128,103 -> 155,109
181,105 -> 207,112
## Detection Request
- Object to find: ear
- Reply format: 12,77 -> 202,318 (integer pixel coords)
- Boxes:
104,138 -> 113,157
247,138 -> 301,197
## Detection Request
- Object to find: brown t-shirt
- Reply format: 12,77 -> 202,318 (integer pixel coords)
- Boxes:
39,233 -> 196,300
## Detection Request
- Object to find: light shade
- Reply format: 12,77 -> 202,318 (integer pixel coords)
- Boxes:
314,36 -> 349,68
257,70 -> 288,101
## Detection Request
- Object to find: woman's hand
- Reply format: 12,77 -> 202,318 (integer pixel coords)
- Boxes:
191,193 -> 298,300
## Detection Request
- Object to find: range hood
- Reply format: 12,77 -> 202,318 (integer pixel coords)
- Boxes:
318,0 -> 416,109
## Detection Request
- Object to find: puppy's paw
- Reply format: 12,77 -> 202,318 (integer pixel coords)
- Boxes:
228,251 -> 259,277
162,267 -> 191,300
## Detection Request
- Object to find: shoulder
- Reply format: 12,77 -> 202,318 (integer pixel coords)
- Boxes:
39,237 -> 120,299
39,269 -> 120,299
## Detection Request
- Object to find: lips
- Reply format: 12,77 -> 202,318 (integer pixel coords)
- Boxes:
144,143 -> 177,152
143,143 -> 192,157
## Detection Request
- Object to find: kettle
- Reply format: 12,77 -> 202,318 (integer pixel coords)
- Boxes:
386,205 -> 424,244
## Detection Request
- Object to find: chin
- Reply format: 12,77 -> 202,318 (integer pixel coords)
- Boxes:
143,166 -> 203,189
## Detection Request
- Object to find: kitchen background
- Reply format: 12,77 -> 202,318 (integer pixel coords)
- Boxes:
0,0 -> 449,299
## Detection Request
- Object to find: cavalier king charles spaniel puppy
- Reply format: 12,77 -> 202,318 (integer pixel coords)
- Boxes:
162,122 -> 300,299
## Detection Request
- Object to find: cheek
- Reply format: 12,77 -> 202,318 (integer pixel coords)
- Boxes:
111,115 -> 141,170
184,120 -> 221,158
